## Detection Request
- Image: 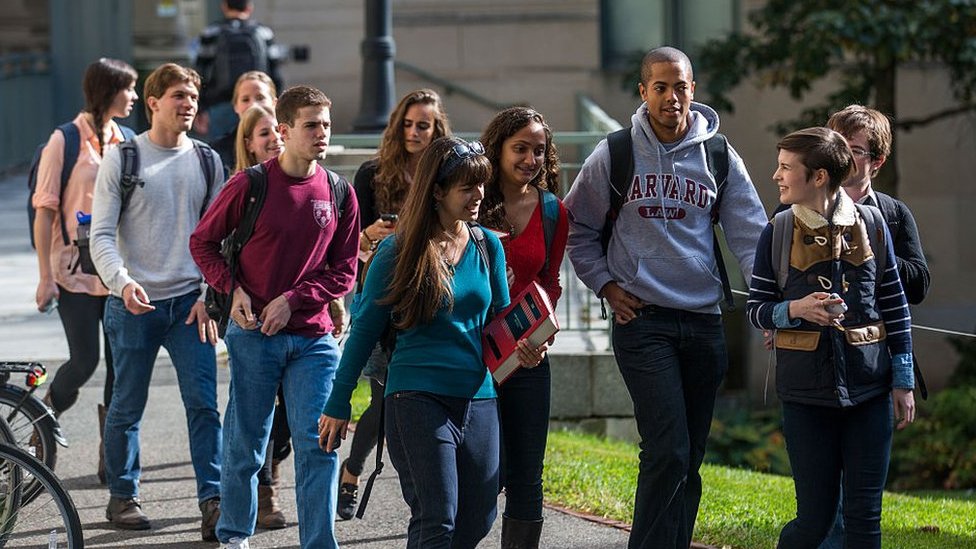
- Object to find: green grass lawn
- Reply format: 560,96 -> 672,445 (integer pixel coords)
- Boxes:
543,430 -> 976,549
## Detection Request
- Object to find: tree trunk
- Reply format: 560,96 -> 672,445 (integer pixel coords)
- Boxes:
873,60 -> 898,196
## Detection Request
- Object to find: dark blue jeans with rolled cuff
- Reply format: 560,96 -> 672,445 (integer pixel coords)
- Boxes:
385,391 -> 499,549
779,394 -> 893,549
611,306 -> 728,549
497,355 -> 551,521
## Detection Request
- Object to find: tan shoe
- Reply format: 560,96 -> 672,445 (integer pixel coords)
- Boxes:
200,497 -> 220,542
106,497 -> 151,530
256,484 -> 286,529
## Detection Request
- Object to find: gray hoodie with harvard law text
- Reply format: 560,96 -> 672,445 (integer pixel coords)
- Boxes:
564,102 -> 766,314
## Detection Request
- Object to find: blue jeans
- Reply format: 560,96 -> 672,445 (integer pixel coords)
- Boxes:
611,306 -> 728,549
216,322 -> 340,548
779,394 -> 893,549
102,292 -> 221,502
385,392 -> 499,549
497,355 -> 551,520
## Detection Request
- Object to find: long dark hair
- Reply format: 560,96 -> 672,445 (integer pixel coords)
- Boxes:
379,136 -> 491,330
82,58 -> 137,154
374,89 -> 451,215
478,107 -> 560,231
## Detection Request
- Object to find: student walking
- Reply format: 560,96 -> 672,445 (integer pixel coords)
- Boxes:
478,106 -> 568,548
32,58 -> 138,483
320,136 -> 547,548
747,127 -> 915,548
336,88 -> 452,521
91,62 -> 224,540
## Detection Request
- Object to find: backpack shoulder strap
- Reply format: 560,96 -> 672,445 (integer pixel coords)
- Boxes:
232,164 -> 270,257
704,133 -> 730,224
192,139 -> 217,216
118,140 -> 141,216
853,203 -> 887,285
704,133 -> 734,308
326,169 -> 350,220
467,222 -> 491,270
606,127 -> 633,221
56,122 -> 81,245
537,187 -> 560,274
770,208 -> 795,292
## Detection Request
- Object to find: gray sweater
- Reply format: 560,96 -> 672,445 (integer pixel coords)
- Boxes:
91,133 -> 224,301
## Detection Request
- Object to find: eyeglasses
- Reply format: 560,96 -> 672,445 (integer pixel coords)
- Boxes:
850,147 -> 875,159
437,140 -> 485,182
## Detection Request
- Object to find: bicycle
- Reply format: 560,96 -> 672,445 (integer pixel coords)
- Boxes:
0,416 -> 83,547
0,363 -> 68,504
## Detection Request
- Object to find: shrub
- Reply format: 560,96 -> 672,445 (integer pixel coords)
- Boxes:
707,407 -> 791,476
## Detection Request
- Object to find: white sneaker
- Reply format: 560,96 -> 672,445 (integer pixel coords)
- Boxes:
223,537 -> 250,549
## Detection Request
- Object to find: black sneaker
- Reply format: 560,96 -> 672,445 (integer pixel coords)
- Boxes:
336,482 -> 358,520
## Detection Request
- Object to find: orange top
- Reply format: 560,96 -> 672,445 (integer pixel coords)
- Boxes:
33,114 -> 127,296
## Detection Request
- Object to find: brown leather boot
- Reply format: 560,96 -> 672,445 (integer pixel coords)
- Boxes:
97,404 -> 107,485
106,497 -> 151,530
256,484 -> 286,529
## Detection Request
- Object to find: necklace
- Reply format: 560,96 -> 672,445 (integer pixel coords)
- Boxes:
438,226 -> 464,276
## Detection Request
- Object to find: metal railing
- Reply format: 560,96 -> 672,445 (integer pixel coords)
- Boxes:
328,127 -> 612,339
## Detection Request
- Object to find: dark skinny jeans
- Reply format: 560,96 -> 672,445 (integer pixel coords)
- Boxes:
49,285 -> 114,411
497,355 -> 551,521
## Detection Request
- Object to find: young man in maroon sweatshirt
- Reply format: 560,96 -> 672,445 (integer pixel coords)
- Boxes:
190,85 -> 359,549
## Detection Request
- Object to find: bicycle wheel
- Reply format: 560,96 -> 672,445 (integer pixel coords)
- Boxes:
0,420 -> 22,542
0,443 -> 82,548
0,386 -> 60,504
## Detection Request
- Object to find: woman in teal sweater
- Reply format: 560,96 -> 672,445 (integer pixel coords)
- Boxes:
320,136 -> 545,548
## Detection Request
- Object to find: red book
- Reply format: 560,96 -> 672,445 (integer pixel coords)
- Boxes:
483,281 -> 559,384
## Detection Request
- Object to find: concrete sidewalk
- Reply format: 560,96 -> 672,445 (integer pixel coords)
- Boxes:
0,173 -> 631,547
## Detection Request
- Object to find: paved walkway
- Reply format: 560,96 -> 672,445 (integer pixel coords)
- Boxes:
0,174 -> 631,547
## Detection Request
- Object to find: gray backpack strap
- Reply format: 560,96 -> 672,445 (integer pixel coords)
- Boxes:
853,203 -> 887,288
770,209 -> 794,292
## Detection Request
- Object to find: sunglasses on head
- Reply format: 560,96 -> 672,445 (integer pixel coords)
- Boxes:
436,140 -> 485,183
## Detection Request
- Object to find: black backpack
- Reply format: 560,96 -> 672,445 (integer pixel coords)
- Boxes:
27,122 -> 135,248
213,20 -> 269,100
600,127 -> 735,310
204,164 -> 350,337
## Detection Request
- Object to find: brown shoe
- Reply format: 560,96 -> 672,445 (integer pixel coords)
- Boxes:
200,497 -> 220,542
106,497 -> 151,530
256,484 -> 286,529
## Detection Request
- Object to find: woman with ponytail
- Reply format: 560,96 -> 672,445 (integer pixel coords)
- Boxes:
32,57 -> 138,483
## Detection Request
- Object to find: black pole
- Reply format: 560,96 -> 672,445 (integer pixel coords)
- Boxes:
352,0 -> 395,132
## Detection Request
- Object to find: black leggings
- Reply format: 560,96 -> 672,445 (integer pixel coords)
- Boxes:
49,286 -> 114,412
344,377 -> 384,477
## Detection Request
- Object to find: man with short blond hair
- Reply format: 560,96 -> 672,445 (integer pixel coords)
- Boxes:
91,62 -> 224,539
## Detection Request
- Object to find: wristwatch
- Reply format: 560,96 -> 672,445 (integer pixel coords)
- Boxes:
361,230 -> 379,252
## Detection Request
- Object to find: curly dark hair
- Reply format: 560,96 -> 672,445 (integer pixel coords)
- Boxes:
374,89 -> 451,215
478,107 -> 560,232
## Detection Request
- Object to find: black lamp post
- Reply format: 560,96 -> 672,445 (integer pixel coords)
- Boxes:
352,0 -> 395,132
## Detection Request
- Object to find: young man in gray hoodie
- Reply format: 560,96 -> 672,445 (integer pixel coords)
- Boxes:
91,63 -> 224,540
564,46 -> 766,549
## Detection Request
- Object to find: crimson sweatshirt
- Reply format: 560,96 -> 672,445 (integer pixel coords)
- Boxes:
190,157 -> 360,337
